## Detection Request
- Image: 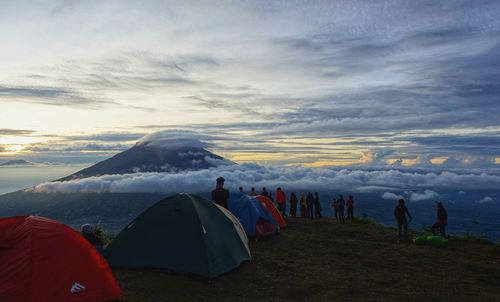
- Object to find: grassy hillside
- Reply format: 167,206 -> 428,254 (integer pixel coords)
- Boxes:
114,218 -> 500,302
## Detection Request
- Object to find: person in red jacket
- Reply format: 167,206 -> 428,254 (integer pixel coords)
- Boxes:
346,195 -> 355,219
276,187 -> 286,217
431,201 -> 447,237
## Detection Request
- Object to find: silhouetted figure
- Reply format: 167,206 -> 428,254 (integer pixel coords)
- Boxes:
211,176 -> 230,209
431,202 -> 447,237
314,192 -> 322,218
347,195 -> 355,219
331,198 -> 338,220
276,187 -> 286,217
306,192 -> 315,219
250,187 -> 257,196
81,224 -> 104,253
289,192 -> 298,217
337,195 -> 345,223
394,199 -> 412,241
300,193 -> 307,218
239,187 -> 244,193
260,187 -> 269,198
269,192 -> 274,202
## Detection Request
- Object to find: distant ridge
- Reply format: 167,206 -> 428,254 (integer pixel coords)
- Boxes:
0,159 -> 33,166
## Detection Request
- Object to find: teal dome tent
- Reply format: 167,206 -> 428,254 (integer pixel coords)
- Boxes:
104,193 -> 251,280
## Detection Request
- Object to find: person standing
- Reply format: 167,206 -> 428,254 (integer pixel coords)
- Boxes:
431,202 -> 447,237
211,176 -> 230,209
306,192 -> 315,219
394,199 -> 412,241
314,192 -> 322,218
300,193 -> 307,218
337,195 -> 345,223
250,187 -> 257,196
331,198 -> 338,220
347,195 -> 355,219
239,187 -> 244,193
260,187 -> 269,198
276,187 -> 286,217
289,192 -> 298,217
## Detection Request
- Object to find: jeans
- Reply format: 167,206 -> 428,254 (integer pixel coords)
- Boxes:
431,222 -> 446,237
397,219 -> 408,240
347,207 -> 354,219
307,205 -> 314,219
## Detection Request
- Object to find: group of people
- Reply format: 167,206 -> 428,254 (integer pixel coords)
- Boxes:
394,198 -> 448,241
212,177 -> 450,242
211,177 -> 352,220
330,195 -> 355,223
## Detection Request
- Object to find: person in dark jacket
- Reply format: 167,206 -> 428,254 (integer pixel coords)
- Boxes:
81,224 -> 104,253
289,192 -> 298,217
250,187 -> 257,196
431,201 -> 447,237
394,199 -> 412,241
337,195 -> 345,223
314,192 -> 322,218
260,187 -> 269,198
211,176 -> 230,209
306,192 -> 315,219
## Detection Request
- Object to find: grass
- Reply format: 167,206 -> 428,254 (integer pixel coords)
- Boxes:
113,217 -> 500,302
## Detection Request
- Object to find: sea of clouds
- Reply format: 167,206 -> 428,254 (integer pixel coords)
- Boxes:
31,163 -> 500,199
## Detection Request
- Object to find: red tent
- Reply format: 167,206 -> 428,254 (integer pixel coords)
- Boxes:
0,216 -> 123,302
255,195 -> 286,229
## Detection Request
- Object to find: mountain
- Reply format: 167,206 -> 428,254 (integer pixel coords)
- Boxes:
0,159 -> 33,166
58,143 -> 232,181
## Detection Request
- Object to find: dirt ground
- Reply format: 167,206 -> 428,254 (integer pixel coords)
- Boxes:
114,218 -> 500,302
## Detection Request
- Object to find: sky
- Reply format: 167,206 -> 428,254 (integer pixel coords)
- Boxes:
1,0 -> 500,168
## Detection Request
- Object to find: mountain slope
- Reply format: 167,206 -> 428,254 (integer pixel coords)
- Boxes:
58,144 -> 231,181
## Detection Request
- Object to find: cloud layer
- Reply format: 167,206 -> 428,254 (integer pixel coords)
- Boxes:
31,164 -> 500,194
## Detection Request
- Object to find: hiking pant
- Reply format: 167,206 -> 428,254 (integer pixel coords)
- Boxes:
307,205 -> 314,219
338,207 -> 345,222
333,208 -> 338,220
397,219 -> 408,240
431,222 -> 446,237
277,203 -> 286,217
290,203 -> 297,217
347,207 -> 354,219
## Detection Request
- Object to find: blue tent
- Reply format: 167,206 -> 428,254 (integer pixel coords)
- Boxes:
229,193 -> 279,238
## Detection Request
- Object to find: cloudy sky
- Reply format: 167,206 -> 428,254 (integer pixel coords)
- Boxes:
1,0 -> 500,168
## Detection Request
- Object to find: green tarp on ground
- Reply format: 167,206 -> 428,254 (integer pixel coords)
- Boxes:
413,235 -> 448,246
104,193 -> 251,280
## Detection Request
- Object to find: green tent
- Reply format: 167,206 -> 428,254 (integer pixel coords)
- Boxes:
104,193 -> 251,280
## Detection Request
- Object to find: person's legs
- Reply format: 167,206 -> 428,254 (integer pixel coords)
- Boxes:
431,222 -> 440,235
440,223 -> 446,237
403,220 -> 408,240
397,221 -> 403,241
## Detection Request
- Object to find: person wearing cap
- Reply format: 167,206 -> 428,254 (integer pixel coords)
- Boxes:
81,224 -> 104,253
431,201 -> 448,237
394,199 -> 412,241
250,187 -> 257,196
211,176 -> 230,209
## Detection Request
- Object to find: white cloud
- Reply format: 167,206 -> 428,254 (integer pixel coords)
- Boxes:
476,196 -> 495,204
30,164 -> 500,194
382,192 -> 404,201
408,189 -> 440,202
137,130 -> 212,149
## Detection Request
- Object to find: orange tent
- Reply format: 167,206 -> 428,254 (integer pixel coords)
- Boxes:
255,195 -> 286,229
